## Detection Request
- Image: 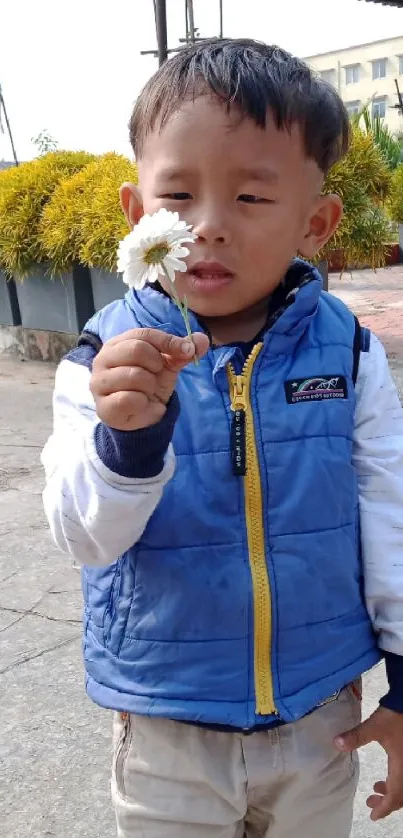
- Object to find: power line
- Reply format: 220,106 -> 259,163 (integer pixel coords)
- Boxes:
0,85 -> 18,166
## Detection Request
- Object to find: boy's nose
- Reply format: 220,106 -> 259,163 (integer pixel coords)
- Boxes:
192,211 -> 232,246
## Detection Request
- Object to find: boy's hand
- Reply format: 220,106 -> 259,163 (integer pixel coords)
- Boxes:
335,706 -> 403,820
91,328 -> 209,431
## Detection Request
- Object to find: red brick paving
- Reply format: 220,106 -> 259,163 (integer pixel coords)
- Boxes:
330,266 -> 403,361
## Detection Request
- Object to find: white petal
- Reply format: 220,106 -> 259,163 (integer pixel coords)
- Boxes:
122,262 -> 149,289
170,245 -> 190,259
165,255 -> 187,273
168,229 -> 196,245
147,264 -> 160,284
161,259 -> 176,282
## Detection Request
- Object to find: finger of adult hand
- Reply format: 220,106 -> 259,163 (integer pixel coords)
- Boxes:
91,366 -> 157,398
373,781 -> 387,796
370,796 -> 397,821
369,769 -> 403,820
334,717 -> 374,752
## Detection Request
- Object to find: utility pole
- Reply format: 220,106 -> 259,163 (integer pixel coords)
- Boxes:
219,0 -> 224,38
141,0 -> 223,62
0,85 -> 18,166
186,0 -> 196,43
394,79 -> 403,114
154,0 -> 168,66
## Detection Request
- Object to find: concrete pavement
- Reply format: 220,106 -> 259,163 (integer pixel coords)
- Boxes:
331,266 -> 403,396
1,267 -> 402,837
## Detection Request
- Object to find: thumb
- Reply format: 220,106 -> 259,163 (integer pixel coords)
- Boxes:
154,332 -> 209,404
164,332 -> 210,373
334,718 -> 374,753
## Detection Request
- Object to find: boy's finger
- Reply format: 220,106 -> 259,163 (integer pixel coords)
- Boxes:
100,340 -> 165,374
107,328 -> 208,361
91,366 -> 157,398
162,332 -> 210,372
96,390 -> 150,429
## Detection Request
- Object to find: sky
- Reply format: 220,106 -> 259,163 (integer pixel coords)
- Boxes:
1,0 -> 403,162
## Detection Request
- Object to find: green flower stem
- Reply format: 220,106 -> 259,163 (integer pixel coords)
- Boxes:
161,264 -> 199,365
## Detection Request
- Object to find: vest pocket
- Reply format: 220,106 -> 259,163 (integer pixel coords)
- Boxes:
103,564 -> 120,645
103,553 -> 138,653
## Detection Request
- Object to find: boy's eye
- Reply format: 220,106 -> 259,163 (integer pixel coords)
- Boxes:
238,194 -> 272,204
162,192 -> 192,201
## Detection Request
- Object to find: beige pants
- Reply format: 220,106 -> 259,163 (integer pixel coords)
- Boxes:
111,685 -> 361,838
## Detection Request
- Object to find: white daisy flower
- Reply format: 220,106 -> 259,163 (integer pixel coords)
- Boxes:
117,208 -> 199,362
117,208 -> 196,290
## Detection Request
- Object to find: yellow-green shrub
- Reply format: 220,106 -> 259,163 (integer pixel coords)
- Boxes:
40,153 -> 137,274
78,156 -> 137,272
387,164 -> 403,224
321,126 -> 392,269
0,151 -> 96,277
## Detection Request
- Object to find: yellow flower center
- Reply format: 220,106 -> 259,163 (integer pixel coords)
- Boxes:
143,242 -> 170,265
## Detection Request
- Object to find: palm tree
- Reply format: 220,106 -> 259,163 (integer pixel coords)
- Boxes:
354,104 -> 403,170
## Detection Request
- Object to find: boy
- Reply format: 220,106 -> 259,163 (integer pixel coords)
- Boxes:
42,40 -> 403,837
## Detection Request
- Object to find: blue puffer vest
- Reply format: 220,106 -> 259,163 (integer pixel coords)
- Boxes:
82,261 -> 380,727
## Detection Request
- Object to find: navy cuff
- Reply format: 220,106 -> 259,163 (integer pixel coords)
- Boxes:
380,651 -> 403,714
94,393 -> 180,479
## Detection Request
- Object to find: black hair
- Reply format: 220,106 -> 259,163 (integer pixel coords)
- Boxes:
129,38 -> 349,174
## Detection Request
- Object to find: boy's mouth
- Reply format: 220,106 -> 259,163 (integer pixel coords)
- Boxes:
187,261 -> 234,292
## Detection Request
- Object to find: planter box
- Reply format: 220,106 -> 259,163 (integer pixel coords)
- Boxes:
90,268 -> 124,311
399,224 -> 403,263
328,249 -> 346,273
0,271 -> 21,326
385,242 -> 399,267
317,260 -> 328,291
328,244 -> 398,273
15,264 -> 94,334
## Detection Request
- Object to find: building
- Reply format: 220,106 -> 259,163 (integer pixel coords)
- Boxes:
305,35 -> 403,133
363,1 -> 403,6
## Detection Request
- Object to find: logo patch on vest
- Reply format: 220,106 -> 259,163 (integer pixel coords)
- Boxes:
285,375 -> 348,404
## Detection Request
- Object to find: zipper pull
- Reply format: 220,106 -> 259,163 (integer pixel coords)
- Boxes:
230,375 -> 247,476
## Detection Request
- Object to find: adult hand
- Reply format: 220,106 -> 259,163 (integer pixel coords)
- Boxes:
335,706 -> 403,821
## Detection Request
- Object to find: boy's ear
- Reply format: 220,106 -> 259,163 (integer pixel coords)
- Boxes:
298,194 -> 343,259
119,182 -> 144,229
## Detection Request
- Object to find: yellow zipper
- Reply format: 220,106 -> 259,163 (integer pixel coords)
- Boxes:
227,343 -> 276,716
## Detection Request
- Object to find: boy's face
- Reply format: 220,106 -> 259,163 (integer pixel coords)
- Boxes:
122,95 -> 342,319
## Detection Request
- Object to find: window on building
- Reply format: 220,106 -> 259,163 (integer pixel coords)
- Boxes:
345,101 -> 361,117
372,58 -> 387,80
345,64 -> 360,85
321,68 -> 335,85
372,97 -> 387,119
399,55 -> 403,75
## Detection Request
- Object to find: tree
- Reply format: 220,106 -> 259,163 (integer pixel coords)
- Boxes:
31,129 -> 58,156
